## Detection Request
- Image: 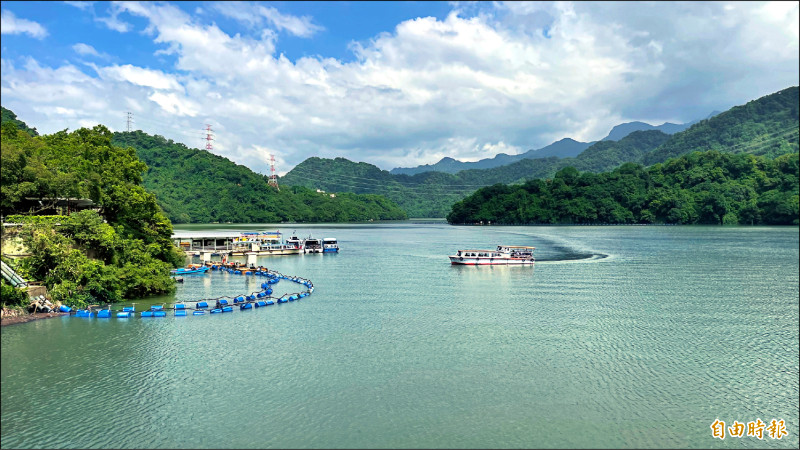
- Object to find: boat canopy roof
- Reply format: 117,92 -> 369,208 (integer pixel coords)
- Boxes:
323,237 -> 337,241
497,245 -> 535,249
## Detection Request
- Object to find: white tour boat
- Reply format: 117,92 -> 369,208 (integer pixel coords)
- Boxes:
322,237 -> 339,253
231,231 -> 302,256
304,236 -> 323,253
286,233 -> 304,251
449,245 -> 535,265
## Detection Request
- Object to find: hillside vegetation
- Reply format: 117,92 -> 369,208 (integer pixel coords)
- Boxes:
283,86 -> 799,218
447,151 -> 799,225
111,131 -> 407,223
1,122 -> 184,307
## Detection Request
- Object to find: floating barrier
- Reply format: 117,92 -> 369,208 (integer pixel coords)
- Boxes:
70,267 -> 312,320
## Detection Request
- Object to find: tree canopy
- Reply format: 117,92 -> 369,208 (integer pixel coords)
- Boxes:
111,131 -> 408,223
1,123 -> 184,307
447,151 -> 799,225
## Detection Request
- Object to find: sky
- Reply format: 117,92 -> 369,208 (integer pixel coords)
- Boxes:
1,1 -> 798,176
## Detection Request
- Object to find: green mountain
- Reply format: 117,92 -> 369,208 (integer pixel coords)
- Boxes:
1,122 -> 184,306
111,131 -> 407,223
446,151 -> 799,225
643,86 -> 799,165
389,138 -> 594,176
283,86 -> 799,218
1,106 -> 38,136
282,129 -> 672,217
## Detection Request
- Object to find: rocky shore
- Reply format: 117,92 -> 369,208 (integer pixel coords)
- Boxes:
1,309 -> 67,327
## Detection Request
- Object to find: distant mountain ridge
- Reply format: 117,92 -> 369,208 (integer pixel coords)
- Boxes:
601,121 -> 695,141
389,138 -> 594,176
285,86 -> 799,217
390,117 -> 705,176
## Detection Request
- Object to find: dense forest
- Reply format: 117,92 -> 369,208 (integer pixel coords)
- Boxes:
111,131 -> 407,223
1,106 -> 38,137
1,122 -> 185,308
447,151 -> 799,225
283,86 -> 799,217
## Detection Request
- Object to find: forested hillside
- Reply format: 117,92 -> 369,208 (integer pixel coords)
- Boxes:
1,122 -> 184,307
1,106 -> 38,136
643,86 -> 799,164
282,130 -> 674,217
111,132 -> 407,223
283,86 -> 799,217
447,151 -> 799,225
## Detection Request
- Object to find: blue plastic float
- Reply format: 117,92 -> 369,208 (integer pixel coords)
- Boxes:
71,267 -> 312,320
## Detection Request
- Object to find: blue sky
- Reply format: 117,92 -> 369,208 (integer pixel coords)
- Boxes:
2,1 -> 798,175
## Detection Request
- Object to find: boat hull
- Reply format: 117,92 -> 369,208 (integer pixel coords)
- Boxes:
449,256 -> 534,265
231,248 -> 302,256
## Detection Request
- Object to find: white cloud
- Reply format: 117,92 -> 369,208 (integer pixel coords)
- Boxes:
95,2 -> 132,32
1,1 -> 798,176
1,9 -> 47,39
101,64 -> 183,91
71,42 -> 113,60
73,43 -> 99,56
213,1 -> 323,37
63,1 -> 93,11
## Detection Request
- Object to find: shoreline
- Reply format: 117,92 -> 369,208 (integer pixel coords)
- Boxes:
1,311 -> 67,327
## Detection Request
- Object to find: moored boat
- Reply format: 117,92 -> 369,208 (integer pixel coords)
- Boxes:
231,231 -> 302,256
304,236 -> 322,253
286,233 -> 304,251
171,265 -> 210,275
449,245 -> 535,265
322,238 -> 339,253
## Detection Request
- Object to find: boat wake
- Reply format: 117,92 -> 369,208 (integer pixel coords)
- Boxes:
491,230 -> 610,263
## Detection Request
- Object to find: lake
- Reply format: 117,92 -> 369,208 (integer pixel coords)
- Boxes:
1,223 -> 798,448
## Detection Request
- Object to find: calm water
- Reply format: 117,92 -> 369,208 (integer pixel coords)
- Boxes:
2,224 -> 798,449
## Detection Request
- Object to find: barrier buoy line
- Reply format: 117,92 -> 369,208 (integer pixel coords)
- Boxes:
67,268 -> 314,318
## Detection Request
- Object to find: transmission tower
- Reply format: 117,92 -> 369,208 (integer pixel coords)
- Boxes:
268,154 -> 279,191
126,112 -> 133,132
205,124 -> 214,151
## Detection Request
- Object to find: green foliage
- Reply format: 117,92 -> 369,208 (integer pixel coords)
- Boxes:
1,106 -> 38,136
282,87 -> 798,218
1,278 -> 29,307
4,215 -> 68,224
110,131 -> 408,223
1,124 -> 182,307
643,86 -> 799,165
447,151 -> 800,225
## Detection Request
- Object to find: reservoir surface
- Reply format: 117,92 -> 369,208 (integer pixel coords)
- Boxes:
1,224 -> 798,448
